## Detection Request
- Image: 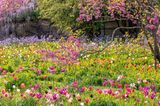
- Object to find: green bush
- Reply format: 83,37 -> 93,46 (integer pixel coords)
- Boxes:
37,0 -> 80,34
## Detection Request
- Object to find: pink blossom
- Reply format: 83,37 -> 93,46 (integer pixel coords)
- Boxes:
48,66 -> 56,74
118,84 -> 122,88
53,93 -> 59,100
36,93 -> 43,99
158,101 -> 160,106
103,81 -> 108,86
150,92 -> 156,99
0,67 -> 3,71
73,81 -> 78,87
103,89 -> 112,95
145,24 -> 156,30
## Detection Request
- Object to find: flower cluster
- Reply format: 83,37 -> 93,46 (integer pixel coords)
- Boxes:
37,36 -> 81,65
77,0 -> 104,22
145,15 -> 159,30
1,74 -> 160,105
107,0 -> 126,18
0,0 -> 29,20
0,38 -> 159,105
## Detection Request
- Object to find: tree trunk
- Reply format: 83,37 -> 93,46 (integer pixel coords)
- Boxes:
153,32 -> 160,68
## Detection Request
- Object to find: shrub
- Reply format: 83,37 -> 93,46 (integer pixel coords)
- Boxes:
37,0 -> 79,34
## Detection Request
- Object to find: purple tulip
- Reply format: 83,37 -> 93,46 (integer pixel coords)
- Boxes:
53,93 -> 59,100
61,68 -> 66,72
36,93 -> 43,99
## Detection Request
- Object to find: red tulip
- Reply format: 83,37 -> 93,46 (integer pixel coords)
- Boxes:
98,90 -> 102,94
85,98 -> 90,104
2,89 -> 6,94
88,86 -> 93,91
73,81 -> 78,87
118,84 -> 122,88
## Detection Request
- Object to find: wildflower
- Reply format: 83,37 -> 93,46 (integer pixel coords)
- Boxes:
68,97 -> 73,103
145,24 -> 156,30
29,92 -> 35,97
144,57 -> 147,59
143,87 -> 149,97
11,73 -> 15,77
4,93 -> 9,97
36,92 -> 43,99
73,81 -> 78,88
88,86 -> 93,91
2,70 -> 7,75
130,83 -> 136,88
144,101 -> 148,104
76,93 -> 81,101
158,101 -> 160,106
53,93 -> 59,100
126,87 -> 132,94
21,94 -> 26,98
143,80 -> 148,84
48,66 -> 56,74
150,84 -> 156,92
43,75 -> 47,79
103,89 -> 112,95
66,93 -> 71,98
0,67 -> 3,71
122,93 -> 128,99
150,92 -> 156,99
37,70 -> 42,75
59,88 -> 68,95
17,89 -> 20,92
121,94 -> 125,99
125,84 -> 130,88
2,89 -> 6,94
117,75 -> 124,81
80,86 -> 86,92
20,83 -> 26,89
54,87 -> 58,91
14,77 -> 17,80
61,68 -> 66,72
25,89 -> 31,94
118,84 -> 122,88
137,80 -> 141,84
105,80 -> 114,86
98,89 -> 103,94
80,102 -> 84,106
136,98 -> 140,103
45,93 -> 53,102
85,98 -> 90,104
34,84 -> 40,90
12,85 -> 16,89
103,81 -> 107,86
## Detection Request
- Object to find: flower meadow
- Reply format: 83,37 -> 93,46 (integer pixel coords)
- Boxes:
0,36 -> 160,106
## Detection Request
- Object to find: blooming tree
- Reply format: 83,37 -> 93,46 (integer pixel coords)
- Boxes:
0,0 -> 29,20
77,0 -> 160,66
77,0 -> 104,22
